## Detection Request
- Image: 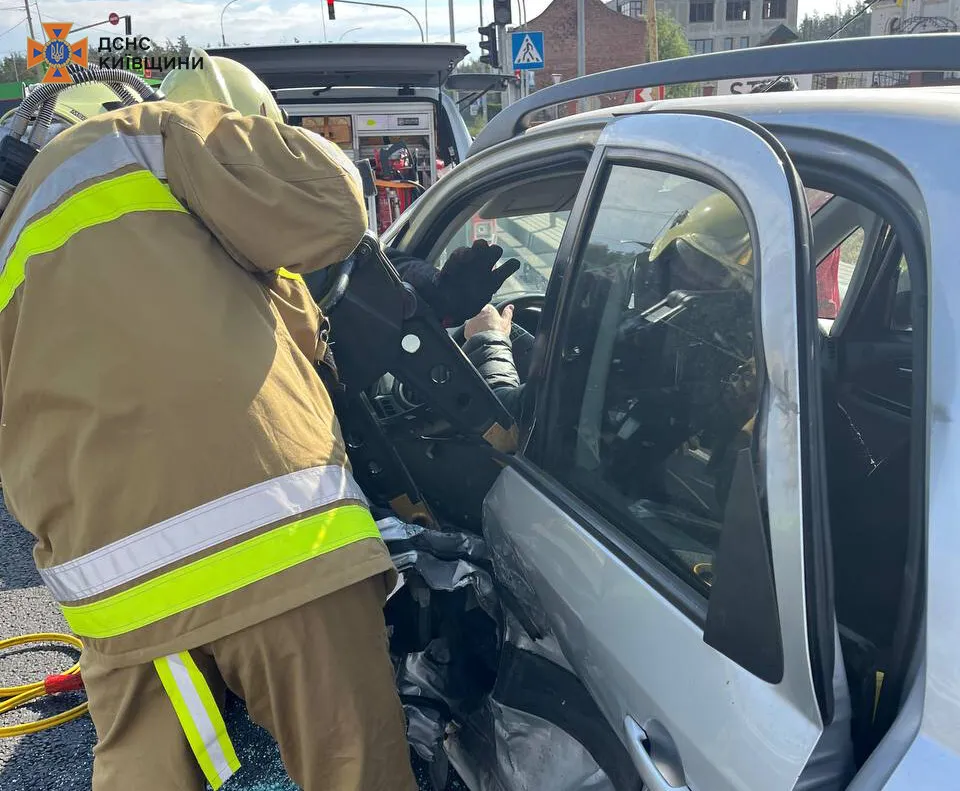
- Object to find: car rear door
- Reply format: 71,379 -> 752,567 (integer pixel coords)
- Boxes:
484,111 -> 839,791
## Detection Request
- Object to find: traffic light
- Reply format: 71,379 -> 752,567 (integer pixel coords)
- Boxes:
327,0 -> 335,20
478,23 -> 499,68
492,0 -> 512,26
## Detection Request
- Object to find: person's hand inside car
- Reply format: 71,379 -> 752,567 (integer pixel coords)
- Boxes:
465,303 -> 514,340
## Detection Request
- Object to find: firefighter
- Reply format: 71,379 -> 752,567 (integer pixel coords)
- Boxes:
645,191 -> 758,512
0,52 -> 417,791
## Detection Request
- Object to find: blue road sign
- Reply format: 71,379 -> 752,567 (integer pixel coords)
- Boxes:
511,31 -> 545,71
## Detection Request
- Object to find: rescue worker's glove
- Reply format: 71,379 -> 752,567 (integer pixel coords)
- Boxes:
387,241 -> 521,327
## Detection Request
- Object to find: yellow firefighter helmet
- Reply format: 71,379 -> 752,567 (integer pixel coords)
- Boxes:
649,191 -> 753,289
159,47 -> 283,121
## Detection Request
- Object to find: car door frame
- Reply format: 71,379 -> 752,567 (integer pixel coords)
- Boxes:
482,109 -> 839,791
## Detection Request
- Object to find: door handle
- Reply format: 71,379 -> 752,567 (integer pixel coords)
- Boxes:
624,716 -> 690,791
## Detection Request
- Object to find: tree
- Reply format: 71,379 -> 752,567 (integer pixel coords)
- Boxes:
799,1 -> 872,41
453,58 -> 489,74
654,11 -> 695,99
0,53 -> 43,84
656,10 -> 691,60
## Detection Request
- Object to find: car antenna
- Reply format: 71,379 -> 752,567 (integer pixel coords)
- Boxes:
759,0 -> 882,92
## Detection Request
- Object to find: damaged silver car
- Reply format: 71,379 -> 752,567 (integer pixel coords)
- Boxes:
310,33 -> 959,791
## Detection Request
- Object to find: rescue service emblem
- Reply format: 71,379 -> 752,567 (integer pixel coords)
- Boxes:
27,23 -> 89,84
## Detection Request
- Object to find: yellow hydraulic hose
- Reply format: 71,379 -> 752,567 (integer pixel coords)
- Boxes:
0,632 -> 88,737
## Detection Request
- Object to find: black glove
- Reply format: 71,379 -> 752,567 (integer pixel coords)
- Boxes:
436,240 -> 521,325
388,241 -> 521,326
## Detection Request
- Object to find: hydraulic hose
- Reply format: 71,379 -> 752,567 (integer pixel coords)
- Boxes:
0,633 -> 88,737
12,66 -> 157,140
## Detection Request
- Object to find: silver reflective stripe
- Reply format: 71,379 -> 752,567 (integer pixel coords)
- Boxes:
39,464 -> 368,603
0,131 -> 165,270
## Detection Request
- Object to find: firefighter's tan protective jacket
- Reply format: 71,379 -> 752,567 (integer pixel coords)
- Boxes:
0,99 -> 395,670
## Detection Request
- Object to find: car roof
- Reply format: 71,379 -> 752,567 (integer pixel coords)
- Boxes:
470,33 -> 960,156
524,85 -> 960,140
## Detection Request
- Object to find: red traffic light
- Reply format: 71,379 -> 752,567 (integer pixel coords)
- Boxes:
327,0 -> 335,19
108,11 -> 120,24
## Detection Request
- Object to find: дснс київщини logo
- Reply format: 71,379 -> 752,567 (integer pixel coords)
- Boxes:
27,23 -> 88,84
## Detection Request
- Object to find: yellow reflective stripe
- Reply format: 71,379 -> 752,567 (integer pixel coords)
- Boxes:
62,504 -> 381,638
276,267 -> 304,282
155,652 -> 240,790
0,169 -> 187,312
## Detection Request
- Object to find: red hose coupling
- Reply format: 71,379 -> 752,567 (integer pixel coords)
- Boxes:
44,673 -> 85,695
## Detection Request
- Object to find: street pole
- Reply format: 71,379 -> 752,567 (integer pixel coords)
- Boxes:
576,0 -> 586,111
448,0 -> 455,41
335,0 -> 425,40
647,0 -> 658,63
220,0 -> 241,46
23,0 -> 34,40
498,23 -> 515,107
425,0 -> 429,39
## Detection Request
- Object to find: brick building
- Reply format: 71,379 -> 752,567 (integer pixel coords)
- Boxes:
511,0 -> 647,116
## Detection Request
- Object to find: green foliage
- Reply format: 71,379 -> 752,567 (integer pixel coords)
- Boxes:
454,57 -> 490,74
799,1 -> 872,41
0,53 -> 44,84
655,12 -> 695,99
656,11 -> 691,61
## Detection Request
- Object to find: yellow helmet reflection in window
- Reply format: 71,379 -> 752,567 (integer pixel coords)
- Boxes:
159,47 -> 283,122
649,191 -> 754,291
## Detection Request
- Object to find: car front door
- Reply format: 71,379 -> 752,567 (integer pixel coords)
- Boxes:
483,111 -> 837,791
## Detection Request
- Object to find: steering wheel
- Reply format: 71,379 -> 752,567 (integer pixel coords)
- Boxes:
303,251 -> 358,314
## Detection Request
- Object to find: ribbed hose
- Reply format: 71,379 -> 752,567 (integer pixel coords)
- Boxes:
13,66 -> 157,141
107,83 -> 139,106
26,100 -> 56,147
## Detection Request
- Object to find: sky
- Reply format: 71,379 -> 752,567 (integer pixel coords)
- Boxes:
0,0 -> 850,63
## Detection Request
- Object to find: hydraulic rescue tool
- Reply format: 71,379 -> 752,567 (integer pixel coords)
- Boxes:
304,232 -> 520,527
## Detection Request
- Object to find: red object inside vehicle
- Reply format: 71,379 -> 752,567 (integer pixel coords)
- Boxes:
817,247 -> 841,319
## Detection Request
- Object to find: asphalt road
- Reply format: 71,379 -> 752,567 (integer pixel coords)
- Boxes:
0,492 -> 442,791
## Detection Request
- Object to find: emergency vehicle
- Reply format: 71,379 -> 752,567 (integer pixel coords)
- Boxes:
209,42 -> 474,234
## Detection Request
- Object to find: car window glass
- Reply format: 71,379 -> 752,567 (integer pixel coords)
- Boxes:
434,211 -> 570,302
541,164 -> 759,598
434,210 -> 569,301
892,254 -> 911,331
816,227 -> 865,320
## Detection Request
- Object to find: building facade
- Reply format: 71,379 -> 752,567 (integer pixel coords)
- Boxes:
869,0 -> 959,87
512,0 -> 648,115
607,0 -> 798,53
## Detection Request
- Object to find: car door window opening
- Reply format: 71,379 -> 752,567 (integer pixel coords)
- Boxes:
535,164 -> 758,600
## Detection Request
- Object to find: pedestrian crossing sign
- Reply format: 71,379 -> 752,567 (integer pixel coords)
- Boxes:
511,31 -> 545,71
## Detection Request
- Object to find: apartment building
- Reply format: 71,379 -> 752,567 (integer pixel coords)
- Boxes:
607,0 -> 798,53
